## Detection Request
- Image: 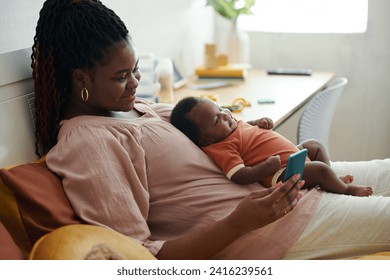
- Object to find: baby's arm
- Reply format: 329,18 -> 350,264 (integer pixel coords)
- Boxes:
247,117 -> 274,130
231,155 -> 281,185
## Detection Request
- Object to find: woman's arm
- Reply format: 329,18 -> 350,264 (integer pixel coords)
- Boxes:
156,175 -> 304,259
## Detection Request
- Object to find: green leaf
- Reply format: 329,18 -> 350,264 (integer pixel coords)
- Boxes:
206,0 -> 238,20
239,0 -> 256,15
206,0 -> 256,20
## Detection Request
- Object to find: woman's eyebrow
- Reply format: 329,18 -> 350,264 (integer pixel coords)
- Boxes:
114,59 -> 139,74
114,69 -> 129,75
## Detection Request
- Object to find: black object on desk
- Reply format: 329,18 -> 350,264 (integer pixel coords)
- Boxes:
267,68 -> 313,76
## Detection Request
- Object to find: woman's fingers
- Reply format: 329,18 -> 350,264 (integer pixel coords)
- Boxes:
265,175 -> 303,214
248,175 -> 303,204
271,174 -> 301,198
249,176 -> 303,216
273,178 -> 305,216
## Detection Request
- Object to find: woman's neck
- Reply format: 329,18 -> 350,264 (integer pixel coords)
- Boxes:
62,99 -> 142,120
111,110 -> 142,119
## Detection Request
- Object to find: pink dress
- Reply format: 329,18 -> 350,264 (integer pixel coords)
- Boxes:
46,100 -> 323,259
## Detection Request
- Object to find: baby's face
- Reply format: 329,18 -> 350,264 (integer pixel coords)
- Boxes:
189,99 -> 238,146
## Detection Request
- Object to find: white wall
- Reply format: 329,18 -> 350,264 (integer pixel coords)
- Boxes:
0,0 -> 45,53
245,0 -> 390,161
0,0 -> 213,76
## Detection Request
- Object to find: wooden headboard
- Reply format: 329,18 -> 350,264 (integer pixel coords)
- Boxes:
0,48 -> 38,167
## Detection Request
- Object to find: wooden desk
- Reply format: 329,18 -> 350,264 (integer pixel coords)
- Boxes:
174,70 -> 334,129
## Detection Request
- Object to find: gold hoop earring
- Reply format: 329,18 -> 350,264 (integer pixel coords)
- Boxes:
81,87 -> 89,102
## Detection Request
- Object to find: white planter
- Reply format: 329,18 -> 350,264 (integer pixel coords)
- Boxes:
220,20 -> 250,64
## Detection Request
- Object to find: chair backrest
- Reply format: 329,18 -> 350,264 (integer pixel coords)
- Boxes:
298,77 -> 348,153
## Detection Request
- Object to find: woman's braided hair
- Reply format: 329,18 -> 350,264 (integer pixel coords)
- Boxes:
31,0 -> 130,156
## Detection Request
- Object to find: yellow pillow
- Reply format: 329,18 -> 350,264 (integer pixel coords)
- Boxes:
30,224 -> 156,260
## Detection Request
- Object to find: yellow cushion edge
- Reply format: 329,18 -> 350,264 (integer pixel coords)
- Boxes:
29,224 -> 157,260
355,252 -> 390,260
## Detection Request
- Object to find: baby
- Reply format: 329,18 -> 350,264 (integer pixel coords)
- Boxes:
171,96 -> 373,196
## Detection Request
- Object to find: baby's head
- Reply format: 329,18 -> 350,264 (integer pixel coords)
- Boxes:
171,97 -> 237,147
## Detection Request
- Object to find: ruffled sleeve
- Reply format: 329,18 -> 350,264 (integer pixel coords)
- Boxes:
46,117 -> 164,255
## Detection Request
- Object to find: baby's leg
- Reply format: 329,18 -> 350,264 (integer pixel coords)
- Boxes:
297,139 -> 331,166
298,140 -> 355,184
302,162 -> 373,196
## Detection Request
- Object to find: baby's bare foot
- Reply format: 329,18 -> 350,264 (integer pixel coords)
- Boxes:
340,175 -> 354,184
345,185 -> 373,197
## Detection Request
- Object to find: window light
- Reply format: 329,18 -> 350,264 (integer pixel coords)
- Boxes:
238,0 -> 368,34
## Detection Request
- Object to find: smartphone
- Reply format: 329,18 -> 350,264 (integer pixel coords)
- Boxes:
284,148 -> 308,182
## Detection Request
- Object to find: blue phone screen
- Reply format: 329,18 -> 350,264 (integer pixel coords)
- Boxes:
284,149 -> 308,181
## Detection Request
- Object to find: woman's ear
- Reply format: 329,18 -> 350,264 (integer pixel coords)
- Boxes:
72,69 -> 89,88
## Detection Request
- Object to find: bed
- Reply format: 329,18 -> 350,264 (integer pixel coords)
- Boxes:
0,48 -> 389,260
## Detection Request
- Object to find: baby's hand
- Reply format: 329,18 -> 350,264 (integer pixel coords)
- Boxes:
265,155 -> 281,172
256,117 -> 274,129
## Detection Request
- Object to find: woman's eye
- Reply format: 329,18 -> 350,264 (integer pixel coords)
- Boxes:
132,66 -> 139,73
115,74 -> 128,82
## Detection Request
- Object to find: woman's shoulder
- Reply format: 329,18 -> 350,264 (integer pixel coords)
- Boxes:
56,115 -> 136,145
48,115 -> 143,161
58,102 -> 155,131
135,99 -> 173,122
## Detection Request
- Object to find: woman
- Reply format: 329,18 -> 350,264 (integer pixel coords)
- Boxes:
32,0 -> 390,259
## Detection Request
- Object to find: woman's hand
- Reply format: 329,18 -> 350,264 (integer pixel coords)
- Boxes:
226,174 -> 304,235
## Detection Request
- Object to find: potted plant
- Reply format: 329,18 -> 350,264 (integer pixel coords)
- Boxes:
206,0 -> 255,64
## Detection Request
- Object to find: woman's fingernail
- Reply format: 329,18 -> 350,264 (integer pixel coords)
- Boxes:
293,174 -> 301,181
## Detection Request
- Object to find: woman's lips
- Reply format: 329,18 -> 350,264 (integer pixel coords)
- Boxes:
124,91 -> 136,101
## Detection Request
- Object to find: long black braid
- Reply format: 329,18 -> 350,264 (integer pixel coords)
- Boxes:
31,0 -> 130,156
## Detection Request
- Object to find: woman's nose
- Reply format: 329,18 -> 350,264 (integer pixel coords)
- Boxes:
126,75 -> 139,91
